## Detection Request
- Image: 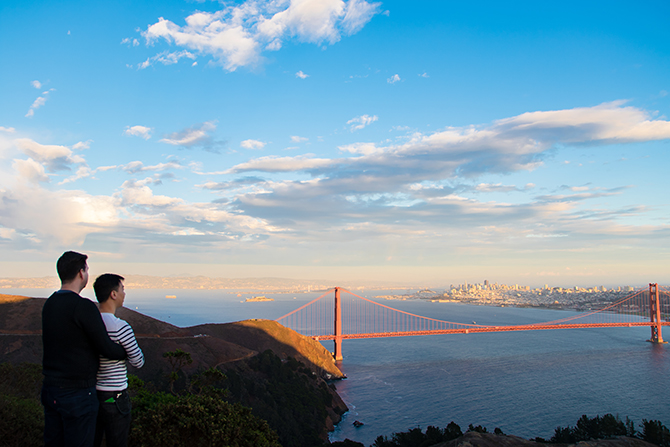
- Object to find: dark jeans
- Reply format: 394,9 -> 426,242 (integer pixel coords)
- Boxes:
94,389 -> 132,447
41,384 -> 99,447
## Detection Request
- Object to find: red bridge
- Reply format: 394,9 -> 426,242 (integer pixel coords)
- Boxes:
276,283 -> 669,361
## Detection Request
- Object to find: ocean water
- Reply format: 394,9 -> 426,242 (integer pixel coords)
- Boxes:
11,288 -> 670,446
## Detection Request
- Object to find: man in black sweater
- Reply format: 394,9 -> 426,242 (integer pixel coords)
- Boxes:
41,251 -> 127,447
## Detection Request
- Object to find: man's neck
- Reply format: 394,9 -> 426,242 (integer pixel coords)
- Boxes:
99,301 -> 117,314
60,283 -> 83,294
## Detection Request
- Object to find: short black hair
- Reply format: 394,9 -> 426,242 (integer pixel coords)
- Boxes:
93,274 -> 125,303
56,251 -> 88,283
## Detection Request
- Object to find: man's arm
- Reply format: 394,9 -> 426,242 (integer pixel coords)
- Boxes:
116,321 -> 144,368
77,300 -> 127,360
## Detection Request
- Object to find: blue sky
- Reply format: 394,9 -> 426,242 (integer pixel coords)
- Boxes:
1,0 -> 669,287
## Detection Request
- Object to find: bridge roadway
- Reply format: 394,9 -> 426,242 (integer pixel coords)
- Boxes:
312,321 -> 670,341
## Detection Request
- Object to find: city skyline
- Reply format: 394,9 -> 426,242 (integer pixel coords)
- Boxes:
1,0 -> 669,286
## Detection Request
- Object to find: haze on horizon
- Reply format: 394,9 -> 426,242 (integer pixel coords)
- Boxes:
1,0 -> 669,288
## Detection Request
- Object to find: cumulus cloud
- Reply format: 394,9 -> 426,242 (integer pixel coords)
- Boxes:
25,89 -> 55,118
0,184 -> 121,246
347,114 -> 378,131
0,127 -> 16,133
124,125 -> 153,139
296,70 -> 309,79
15,138 -> 85,171
241,139 -> 266,150
160,121 -> 222,151
31,80 -> 42,89
139,0 -> 382,71
290,135 -> 308,143
387,74 -> 400,84
12,158 -> 50,183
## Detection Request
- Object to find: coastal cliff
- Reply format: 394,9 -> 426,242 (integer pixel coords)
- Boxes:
0,294 -> 347,445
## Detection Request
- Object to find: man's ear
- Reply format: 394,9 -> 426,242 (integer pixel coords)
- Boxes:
110,289 -> 118,301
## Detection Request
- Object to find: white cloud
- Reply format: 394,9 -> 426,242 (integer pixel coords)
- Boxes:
229,102 -> 670,195
25,89 -> 55,118
15,138 -> 85,171
418,72 -> 429,78
0,127 -> 16,133
338,142 -> 381,155
387,74 -> 400,84
3,102 -> 670,271
138,50 -> 196,69
31,80 -> 42,89
290,135 -> 308,143
124,125 -> 153,140
240,139 -> 266,150
140,0 -> 381,71
121,37 -> 140,46
121,160 -> 182,173
160,121 -> 220,150
493,100 -> 670,143
0,183 -> 121,246
296,70 -> 309,79
12,158 -> 49,183
340,0 -> 382,35
347,114 -> 378,131
72,140 -> 92,150
58,166 -> 94,185
473,183 -> 523,193
227,155 -> 334,173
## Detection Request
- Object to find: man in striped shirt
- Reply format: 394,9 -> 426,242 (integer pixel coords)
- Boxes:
93,274 -> 144,447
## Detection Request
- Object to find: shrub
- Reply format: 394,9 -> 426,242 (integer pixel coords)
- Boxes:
0,394 -> 44,447
130,391 -> 280,447
0,363 -> 44,447
371,422 -> 463,447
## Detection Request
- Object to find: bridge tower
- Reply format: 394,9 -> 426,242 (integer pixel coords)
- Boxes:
333,287 -> 343,361
648,283 -> 666,344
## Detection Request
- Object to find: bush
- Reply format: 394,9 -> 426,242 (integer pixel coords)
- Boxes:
0,394 -> 44,447
130,390 -> 280,447
331,440 -> 365,447
372,422 -> 463,447
224,350 -> 335,447
0,363 -> 43,447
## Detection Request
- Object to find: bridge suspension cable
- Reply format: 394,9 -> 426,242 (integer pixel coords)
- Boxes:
275,284 -> 669,359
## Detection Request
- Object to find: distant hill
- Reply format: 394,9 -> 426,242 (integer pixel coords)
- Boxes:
0,293 -> 343,379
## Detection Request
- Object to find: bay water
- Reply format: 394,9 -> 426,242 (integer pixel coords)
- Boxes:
10,288 -> 670,446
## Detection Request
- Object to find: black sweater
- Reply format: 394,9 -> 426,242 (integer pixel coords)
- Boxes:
42,290 -> 127,388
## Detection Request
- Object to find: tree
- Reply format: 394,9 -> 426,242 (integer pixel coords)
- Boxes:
642,419 -> 670,447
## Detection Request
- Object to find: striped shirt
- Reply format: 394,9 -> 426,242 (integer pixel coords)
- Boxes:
96,313 -> 144,391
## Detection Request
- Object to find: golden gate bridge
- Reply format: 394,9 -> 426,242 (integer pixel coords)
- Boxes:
276,283 -> 669,360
